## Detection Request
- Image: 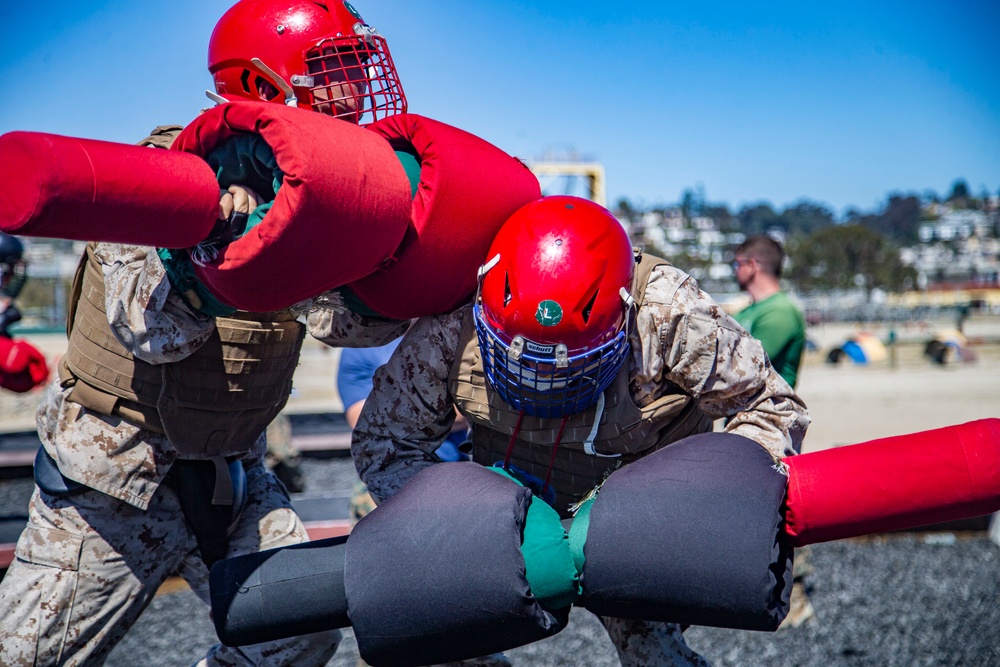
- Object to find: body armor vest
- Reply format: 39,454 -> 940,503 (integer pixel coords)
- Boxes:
450,252 -> 713,517
62,243 -> 305,460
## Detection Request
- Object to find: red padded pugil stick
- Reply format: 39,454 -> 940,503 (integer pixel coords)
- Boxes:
175,101 -> 412,312
352,114 -> 542,319
0,131 -> 219,248
784,418 -> 1000,546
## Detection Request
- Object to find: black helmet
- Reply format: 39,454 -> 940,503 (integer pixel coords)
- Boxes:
0,233 -> 26,299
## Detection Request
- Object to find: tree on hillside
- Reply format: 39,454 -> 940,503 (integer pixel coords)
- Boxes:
615,197 -> 638,224
737,203 -> 780,235
779,200 -> 836,237
861,194 -> 922,245
703,203 -> 736,231
680,188 -> 706,222
947,179 -> 971,207
787,224 -> 916,293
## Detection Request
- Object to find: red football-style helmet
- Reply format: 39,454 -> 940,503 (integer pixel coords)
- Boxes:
475,196 -> 636,418
208,0 -> 406,125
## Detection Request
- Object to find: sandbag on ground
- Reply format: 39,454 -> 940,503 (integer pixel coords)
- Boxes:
0,131 -> 219,248
784,418 -> 1000,546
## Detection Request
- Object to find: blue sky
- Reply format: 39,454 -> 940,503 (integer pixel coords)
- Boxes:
2,1 -> 998,217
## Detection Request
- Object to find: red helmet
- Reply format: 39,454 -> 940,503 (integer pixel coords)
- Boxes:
208,0 -> 406,125
475,196 -> 636,418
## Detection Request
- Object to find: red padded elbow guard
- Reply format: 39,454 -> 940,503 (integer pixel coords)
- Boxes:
0,337 -> 49,393
350,114 -> 542,319
0,131 -> 219,248
174,102 -> 412,312
783,418 -> 1000,545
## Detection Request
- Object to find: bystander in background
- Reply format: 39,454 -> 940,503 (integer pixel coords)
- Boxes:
337,337 -> 469,522
732,234 -> 814,628
732,235 -> 806,390
0,233 -> 49,394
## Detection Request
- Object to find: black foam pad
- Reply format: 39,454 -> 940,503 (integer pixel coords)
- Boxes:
209,535 -> 350,646
345,462 -> 568,667
579,432 -> 793,631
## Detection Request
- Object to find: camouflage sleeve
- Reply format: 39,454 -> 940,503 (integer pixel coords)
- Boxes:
306,290 -> 411,348
96,243 -> 216,365
640,266 -> 810,459
135,125 -> 184,148
351,307 -> 467,503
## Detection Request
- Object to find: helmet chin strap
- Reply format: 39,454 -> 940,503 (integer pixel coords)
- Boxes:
205,90 -> 228,106
619,287 -> 636,339
582,393 -> 619,458
251,57 -> 299,106
477,254 -> 501,282
619,287 -> 635,311
473,253 -> 500,310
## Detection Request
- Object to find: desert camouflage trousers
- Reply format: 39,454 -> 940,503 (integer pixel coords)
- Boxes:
0,462 -> 340,667
264,413 -> 299,468
602,617 -> 711,667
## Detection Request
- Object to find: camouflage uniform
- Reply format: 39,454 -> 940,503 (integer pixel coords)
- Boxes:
0,243 -> 407,666
352,263 -> 810,667
265,413 -> 306,494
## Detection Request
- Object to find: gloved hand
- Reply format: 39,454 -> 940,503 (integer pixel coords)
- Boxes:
158,184 -> 265,317
218,183 -> 261,221
0,336 -> 49,392
190,185 -> 262,267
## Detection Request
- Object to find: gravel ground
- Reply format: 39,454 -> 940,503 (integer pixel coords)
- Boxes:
0,473 -> 34,515
3,457 -> 998,667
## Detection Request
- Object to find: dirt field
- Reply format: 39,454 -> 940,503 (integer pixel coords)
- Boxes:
794,315 -> 999,451
4,314 -> 998,444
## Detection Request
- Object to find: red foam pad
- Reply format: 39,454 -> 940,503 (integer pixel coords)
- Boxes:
174,102 -> 412,312
0,337 -> 49,393
0,131 -> 219,248
784,418 -> 1000,546
350,114 -> 542,319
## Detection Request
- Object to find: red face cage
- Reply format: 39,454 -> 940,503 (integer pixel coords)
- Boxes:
301,32 -> 406,124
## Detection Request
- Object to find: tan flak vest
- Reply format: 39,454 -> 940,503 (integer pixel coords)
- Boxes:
61,243 -> 305,462
449,252 -> 713,517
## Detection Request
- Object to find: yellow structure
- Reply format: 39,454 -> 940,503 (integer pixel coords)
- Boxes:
887,287 -> 1000,309
529,160 -> 607,207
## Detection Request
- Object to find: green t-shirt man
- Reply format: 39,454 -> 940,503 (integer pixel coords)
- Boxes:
734,292 -> 806,388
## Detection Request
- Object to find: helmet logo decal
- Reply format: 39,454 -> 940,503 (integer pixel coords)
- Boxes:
525,340 -> 555,355
536,300 -> 563,327
343,1 -> 363,20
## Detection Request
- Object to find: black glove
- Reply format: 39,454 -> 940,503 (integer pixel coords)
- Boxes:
190,210 -> 249,267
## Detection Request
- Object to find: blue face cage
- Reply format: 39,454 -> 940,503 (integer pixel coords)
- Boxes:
473,304 -> 630,419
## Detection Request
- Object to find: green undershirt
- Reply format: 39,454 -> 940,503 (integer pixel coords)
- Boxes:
733,291 -> 806,388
